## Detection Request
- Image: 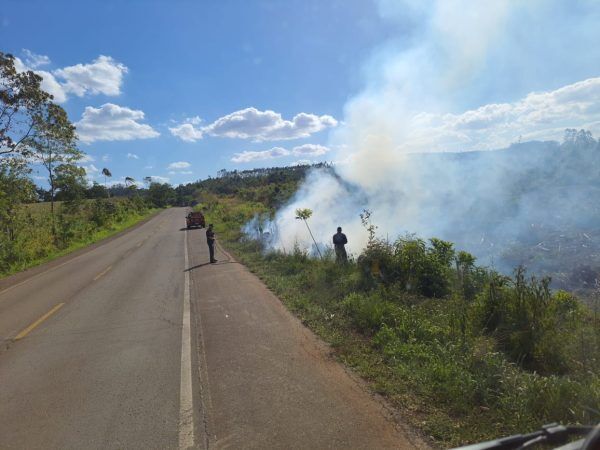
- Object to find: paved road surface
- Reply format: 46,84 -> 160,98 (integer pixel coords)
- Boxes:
0,208 -> 426,449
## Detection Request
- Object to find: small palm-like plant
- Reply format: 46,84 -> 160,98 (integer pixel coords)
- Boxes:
102,167 -> 112,196
295,208 -> 322,258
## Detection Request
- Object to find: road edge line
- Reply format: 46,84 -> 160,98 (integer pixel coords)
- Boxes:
179,229 -> 195,449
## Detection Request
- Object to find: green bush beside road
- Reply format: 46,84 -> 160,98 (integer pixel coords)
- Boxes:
0,197 -> 155,278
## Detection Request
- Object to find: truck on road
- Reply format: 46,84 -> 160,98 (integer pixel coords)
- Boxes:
186,211 -> 206,229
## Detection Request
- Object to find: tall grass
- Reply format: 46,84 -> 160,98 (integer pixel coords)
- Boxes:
0,197 -> 153,277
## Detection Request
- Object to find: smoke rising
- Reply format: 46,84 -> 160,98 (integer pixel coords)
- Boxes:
250,0 -> 600,284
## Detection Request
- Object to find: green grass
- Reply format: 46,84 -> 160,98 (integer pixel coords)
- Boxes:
1,198 -> 158,279
202,194 -> 600,448
5,209 -> 157,277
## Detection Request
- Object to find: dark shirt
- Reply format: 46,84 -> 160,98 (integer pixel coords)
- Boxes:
333,232 -> 347,246
206,228 -> 215,243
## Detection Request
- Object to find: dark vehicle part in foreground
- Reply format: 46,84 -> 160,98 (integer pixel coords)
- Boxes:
452,423 -> 600,450
186,211 -> 206,229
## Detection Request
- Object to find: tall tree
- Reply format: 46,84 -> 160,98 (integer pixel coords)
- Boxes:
102,167 -> 112,195
0,52 -> 52,158
27,103 -> 79,236
54,164 -> 88,203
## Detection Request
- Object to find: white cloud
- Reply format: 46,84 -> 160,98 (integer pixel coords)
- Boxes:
231,144 -> 331,163
169,123 -> 204,142
127,153 -> 139,159
79,154 -> 95,163
75,103 -> 160,143
84,164 -> 99,174
54,55 -> 128,97
170,108 -> 337,142
291,144 -> 330,156
167,161 -> 191,170
22,49 -> 50,68
13,53 -> 127,103
392,77 -> 600,152
186,116 -> 202,125
13,56 -> 67,103
144,165 -> 153,169
169,170 -> 193,175
231,147 -> 290,163
149,175 -> 170,184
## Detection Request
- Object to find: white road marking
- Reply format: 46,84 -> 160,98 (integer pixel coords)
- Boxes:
179,229 -> 195,449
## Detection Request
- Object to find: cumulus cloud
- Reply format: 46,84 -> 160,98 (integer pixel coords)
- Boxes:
167,161 -> 191,170
231,144 -> 331,163
170,108 -> 337,142
127,153 -> 139,159
375,77 -> 600,154
75,103 -> 160,143
54,55 -> 128,97
291,144 -> 330,156
231,147 -> 289,163
169,123 -> 204,142
22,49 -> 50,68
14,52 -> 127,103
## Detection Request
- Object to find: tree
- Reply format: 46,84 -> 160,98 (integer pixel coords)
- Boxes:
295,207 -> 322,258
0,158 -> 36,243
27,103 -> 79,236
0,52 -> 52,158
563,128 -> 596,149
147,182 -> 176,207
101,167 -> 112,194
54,164 -> 88,203
86,182 -> 108,199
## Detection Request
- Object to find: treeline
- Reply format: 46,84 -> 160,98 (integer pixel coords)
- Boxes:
186,163 -> 332,208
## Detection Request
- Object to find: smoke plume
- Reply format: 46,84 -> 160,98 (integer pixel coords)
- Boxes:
253,0 -> 600,283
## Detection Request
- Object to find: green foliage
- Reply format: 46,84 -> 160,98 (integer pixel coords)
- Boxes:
0,51 -> 53,157
357,235 -> 459,298
147,182 -> 176,207
295,208 -> 313,220
0,197 -> 151,276
473,267 -> 586,374
202,192 -> 600,447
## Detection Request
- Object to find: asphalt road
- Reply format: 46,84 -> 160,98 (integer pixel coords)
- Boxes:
0,208 -> 426,449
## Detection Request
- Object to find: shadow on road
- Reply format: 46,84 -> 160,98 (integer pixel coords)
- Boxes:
185,261 -> 238,272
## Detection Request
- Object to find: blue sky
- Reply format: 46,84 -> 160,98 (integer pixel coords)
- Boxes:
1,0 -> 400,186
2,0 -> 600,187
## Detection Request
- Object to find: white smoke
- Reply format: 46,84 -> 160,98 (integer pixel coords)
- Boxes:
252,0 -> 600,269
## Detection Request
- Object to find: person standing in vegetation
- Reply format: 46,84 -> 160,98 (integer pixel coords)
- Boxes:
333,226 -> 348,263
206,224 -> 217,263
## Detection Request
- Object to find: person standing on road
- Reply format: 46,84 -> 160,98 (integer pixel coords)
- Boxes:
206,224 -> 217,263
333,226 -> 348,263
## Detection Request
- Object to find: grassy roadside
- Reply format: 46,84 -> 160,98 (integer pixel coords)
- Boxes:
0,200 -> 159,279
202,195 -> 600,448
